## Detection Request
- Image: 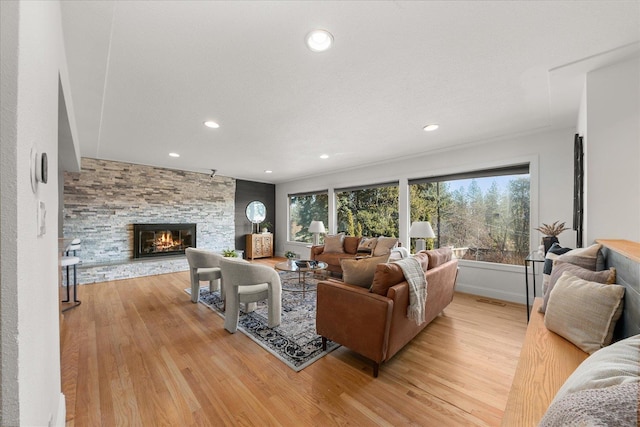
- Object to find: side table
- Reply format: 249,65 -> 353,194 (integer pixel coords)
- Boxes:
524,251 -> 545,322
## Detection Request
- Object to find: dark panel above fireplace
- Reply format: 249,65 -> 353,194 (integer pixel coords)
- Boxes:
133,223 -> 196,259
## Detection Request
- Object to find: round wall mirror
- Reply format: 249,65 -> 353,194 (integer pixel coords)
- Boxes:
245,200 -> 266,224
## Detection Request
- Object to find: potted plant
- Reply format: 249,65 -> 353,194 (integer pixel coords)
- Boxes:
222,248 -> 238,258
535,221 -> 570,253
284,250 -> 296,260
261,221 -> 272,233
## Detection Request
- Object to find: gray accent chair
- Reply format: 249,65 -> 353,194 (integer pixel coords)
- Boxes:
185,248 -> 223,303
219,258 -> 282,333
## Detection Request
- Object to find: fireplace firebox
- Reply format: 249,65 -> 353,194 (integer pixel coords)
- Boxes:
133,223 -> 196,259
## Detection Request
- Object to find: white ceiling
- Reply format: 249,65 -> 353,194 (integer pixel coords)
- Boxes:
59,1 -> 640,184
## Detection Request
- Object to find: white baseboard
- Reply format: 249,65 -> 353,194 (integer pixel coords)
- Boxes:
455,282 -> 526,305
51,393 -> 65,427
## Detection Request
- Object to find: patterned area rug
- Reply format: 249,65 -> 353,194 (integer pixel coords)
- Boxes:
186,271 -> 339,371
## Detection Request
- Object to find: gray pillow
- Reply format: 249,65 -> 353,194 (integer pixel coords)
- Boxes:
539,261 -> 616,313
540,382 -> 638,427
544,273 -> 625,354
556,243 -> 602,271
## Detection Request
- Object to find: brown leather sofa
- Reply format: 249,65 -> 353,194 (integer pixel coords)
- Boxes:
310,236 -> 362,274
316,248 -> 458,377
310,236 -> 400,275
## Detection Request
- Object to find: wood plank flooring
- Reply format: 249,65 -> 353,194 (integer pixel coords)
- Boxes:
61,258 -> 527,426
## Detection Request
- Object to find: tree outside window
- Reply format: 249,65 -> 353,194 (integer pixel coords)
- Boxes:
410,168 -> 530,265
336,183 -> 399,237
289,192 -> 329,243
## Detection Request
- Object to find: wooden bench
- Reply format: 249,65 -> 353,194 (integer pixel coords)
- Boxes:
501,298 -> 589,426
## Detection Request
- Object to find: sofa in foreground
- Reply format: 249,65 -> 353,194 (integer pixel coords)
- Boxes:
316,248 -> 458,377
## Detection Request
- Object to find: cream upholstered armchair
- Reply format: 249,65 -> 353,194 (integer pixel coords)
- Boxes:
185,248 -> 223,303
219,258 -> 282,333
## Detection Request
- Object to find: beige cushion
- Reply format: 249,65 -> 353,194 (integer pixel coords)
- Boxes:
544,273 -> 625,354
539,261 -> 616,313
341,255 -> 390,288
323,233 -> 345,253
550,334 -> 640,404
357,237 -> 378,254
373,237 -> 399,256
556,243 -> 602,271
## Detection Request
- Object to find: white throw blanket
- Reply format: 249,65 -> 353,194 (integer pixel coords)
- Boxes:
393,257 -> 427,325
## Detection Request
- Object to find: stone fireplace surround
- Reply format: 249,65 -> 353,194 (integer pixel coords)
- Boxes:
63,158 -> 236,284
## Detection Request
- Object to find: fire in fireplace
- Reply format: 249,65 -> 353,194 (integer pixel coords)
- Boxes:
133,223 -> 196,259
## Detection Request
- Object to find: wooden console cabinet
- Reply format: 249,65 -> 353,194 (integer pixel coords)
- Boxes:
246,233 -> 273,260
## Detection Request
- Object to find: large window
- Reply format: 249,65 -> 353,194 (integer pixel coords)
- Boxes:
288,191 -> 329,243
336,182 -> 399,237
410,165 -> 530,265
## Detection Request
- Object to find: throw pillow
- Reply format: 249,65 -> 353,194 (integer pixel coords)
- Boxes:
556,243 -> 602,271
370,262 -> 405,295
539,261 -> 616,313
323,233 -> 345,253
543,243 -> 572,293
373,237 -> 399,257
357,237 -> 378,255
341,255 -> 390,288
544,273 -> 625,354
422,247 -> 453,270
548,334 -> 640,403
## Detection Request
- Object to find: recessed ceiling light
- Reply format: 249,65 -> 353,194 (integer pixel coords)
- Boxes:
204,121 -> 220,129
265,170 -> 273,174
423,124 -> 439,132
169,152 -> 180,158
320,154 -> 329,159
306,29 -> 333,52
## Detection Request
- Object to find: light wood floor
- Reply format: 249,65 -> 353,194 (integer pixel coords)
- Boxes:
61,257 -> 527,426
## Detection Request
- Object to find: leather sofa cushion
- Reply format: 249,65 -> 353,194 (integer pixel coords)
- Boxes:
369,252 -> 429,296
344,236 -> 362,254
422,247 -> 453,269
370,262 -> 405,295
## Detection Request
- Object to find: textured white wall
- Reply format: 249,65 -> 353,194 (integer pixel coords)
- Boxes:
276,127 -> 576,303
1,1 -> 68,425
585,57 -> 640,243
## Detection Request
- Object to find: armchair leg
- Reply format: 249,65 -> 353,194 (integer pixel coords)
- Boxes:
372,362 -> 379,378
322,337 -> 327,351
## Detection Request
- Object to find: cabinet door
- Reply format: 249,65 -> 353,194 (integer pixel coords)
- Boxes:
264,234 -> 273,256
254,235 -> 264,257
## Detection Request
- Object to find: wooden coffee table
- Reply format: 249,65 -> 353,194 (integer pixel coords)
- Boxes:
274,260 -> 328,297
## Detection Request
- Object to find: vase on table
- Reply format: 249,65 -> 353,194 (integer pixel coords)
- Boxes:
542,236 -> 559,254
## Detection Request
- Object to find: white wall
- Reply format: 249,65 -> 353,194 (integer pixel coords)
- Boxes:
584,57 -> 640,243
1,1 -> 70,425
276,127 -> 577,303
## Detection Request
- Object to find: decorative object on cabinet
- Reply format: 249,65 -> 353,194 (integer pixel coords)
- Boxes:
246,233 -> 273,260
245,200 -> 267,233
